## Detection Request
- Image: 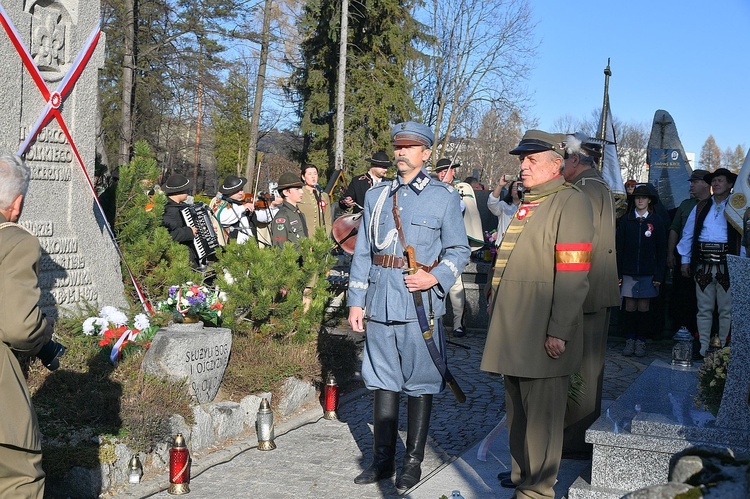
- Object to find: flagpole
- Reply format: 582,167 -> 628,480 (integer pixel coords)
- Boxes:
598,59 -> 611,143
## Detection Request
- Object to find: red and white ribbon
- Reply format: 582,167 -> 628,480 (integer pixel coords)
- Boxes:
1,5 -> 153,314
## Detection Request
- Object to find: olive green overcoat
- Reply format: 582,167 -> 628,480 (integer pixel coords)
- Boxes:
0,215 -> 49,452
572,169 -> 620,311
481,177 -> 593,378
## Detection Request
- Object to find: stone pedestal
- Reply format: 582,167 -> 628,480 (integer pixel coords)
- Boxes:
568,360 -> 750,498
716,256 -> 750,430
142,323 -> 232,404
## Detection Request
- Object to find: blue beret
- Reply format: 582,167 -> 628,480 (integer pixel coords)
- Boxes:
392,121 -> 434,148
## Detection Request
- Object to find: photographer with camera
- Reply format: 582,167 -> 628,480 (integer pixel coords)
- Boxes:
1,153 -> 64,497
487,174 -> 523,245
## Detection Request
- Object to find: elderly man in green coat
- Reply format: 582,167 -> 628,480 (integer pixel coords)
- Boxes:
0,154 -> 55,497
481,130 -> 594,498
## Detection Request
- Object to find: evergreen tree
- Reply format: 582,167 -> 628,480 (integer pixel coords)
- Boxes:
115,141 -> 202,305
290,0 -> 424,177
213,69 -> 253,181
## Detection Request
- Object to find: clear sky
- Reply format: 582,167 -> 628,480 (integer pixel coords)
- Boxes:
525,0 -> 749,159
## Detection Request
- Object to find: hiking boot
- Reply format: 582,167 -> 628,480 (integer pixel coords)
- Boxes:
623,339 -> 635,356
635,340 -> 646,357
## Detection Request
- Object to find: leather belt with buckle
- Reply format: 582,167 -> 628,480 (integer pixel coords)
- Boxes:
373,254 -> 438,272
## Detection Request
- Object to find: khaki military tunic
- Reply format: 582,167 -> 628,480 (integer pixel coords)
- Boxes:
298,188 -> 332,236
270,201 -> 308,248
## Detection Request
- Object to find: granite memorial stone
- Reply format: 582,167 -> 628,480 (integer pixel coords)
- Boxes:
0,0 -> 126,319
142,322 -> 232,404
647,110 -> 693,212
716,255 -> 750,430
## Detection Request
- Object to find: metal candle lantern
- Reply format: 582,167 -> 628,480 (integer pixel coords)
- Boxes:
128,455 -> 143,484
256,398 -> 276,450
323,372 -> 339,420
168,434 -> 190,494
671,326 -> 693,368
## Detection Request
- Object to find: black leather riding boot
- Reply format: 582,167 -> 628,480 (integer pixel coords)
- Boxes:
395,394 -> 432,493
354,389 -> 399,484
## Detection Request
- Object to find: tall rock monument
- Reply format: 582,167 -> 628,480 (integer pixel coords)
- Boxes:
1,0 -> 127,319
646,110 -> 693,211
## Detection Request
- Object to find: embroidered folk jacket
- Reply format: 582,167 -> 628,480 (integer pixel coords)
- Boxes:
481,176 -> 594,378
347,170 -> 470,322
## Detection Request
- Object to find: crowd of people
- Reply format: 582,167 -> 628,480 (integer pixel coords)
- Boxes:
154,127 -> 748,497
3,119 -> 749,497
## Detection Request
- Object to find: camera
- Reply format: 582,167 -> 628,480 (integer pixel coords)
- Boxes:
37,339 -> 66,371
503,174 -> 515,182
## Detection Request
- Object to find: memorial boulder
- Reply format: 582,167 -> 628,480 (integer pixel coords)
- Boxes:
142,322 -> 232,404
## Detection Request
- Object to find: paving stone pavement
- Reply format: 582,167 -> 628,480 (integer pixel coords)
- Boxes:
117,327 -> 674,499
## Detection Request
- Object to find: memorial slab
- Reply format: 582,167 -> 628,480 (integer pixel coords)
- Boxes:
1,0 -> 126,319
142,322 -> 232,404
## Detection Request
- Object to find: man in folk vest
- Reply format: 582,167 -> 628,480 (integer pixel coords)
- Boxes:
677,168 -> 741,357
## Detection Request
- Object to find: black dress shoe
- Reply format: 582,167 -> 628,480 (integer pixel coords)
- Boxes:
453,328 -> 466,337
497,470 -> 516,488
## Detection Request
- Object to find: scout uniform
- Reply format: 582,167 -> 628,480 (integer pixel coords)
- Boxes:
271,172 -> 309,248
481,130 -> 593,498
348,122 -> 470,492
271,201 -> 308,248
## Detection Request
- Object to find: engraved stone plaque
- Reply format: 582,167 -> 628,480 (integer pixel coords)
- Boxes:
1,0 -> 126,318
142,323 -> 233,404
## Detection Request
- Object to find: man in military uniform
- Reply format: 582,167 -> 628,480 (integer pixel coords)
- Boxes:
348,122 -> 470,493
339,151 -> 390,213
0,154 -> 56,497
481,130 -> 593,498
271,172 -> 308,248
560,133 -> 620,459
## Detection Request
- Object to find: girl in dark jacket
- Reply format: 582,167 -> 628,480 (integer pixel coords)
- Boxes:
616,183 -> 667,357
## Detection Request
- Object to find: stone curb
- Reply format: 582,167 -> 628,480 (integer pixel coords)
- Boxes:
109,385 -> 370,498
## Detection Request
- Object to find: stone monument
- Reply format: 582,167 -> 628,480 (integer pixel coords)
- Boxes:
647,110 -> 693,212
716,255 -> 750,430
142,322 -> 233,404
1,0 -> 127,319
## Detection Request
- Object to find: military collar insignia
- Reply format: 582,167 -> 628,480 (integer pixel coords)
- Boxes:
411,171 -> 430,194
390,170 -> 431,195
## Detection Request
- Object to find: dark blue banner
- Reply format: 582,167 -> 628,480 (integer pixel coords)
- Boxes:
648,148 -> 691,212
